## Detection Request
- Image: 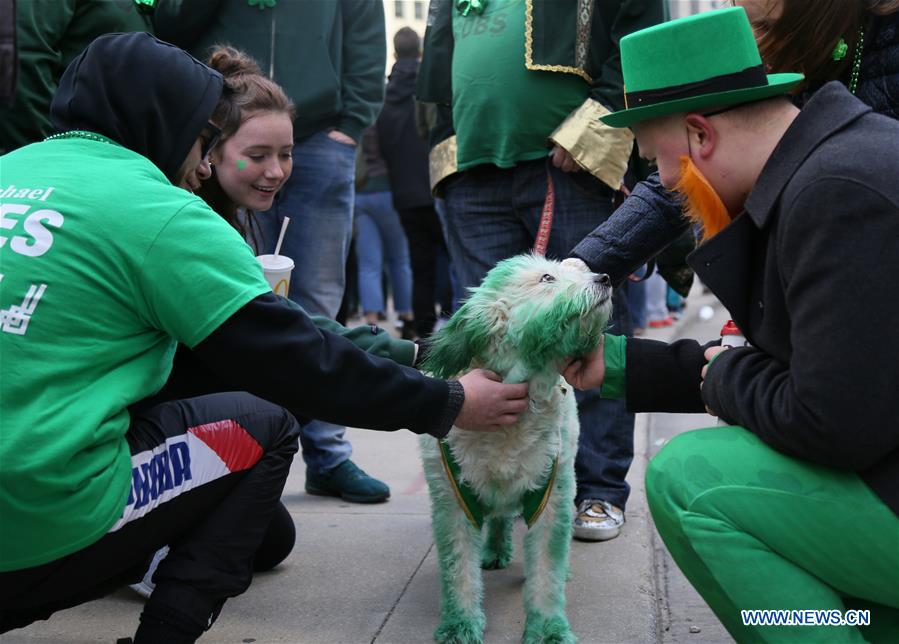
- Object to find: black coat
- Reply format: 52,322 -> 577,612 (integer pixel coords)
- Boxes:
376,58 -> 433,211
625,83 -> 899,516
573,9 -> 899,291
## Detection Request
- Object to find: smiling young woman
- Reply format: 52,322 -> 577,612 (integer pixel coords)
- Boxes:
199,46 -> 296,252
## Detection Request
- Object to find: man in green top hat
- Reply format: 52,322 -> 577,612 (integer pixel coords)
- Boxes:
563,6 -> 899,641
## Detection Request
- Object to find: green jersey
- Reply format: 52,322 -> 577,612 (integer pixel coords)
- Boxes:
0,136 -> 270,571
451,0 -> 589,171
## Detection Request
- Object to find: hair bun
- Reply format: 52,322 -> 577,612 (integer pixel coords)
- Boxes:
207,45 -> 262,78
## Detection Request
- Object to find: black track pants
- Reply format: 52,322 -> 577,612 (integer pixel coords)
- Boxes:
0,392 -> 300,639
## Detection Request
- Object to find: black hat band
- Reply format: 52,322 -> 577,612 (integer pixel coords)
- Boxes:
624,64 -> 768,109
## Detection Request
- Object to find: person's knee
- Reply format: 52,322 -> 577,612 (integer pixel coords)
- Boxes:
646,426 -> 753,519
228,394 -> 301,458
253,502 -> 296,572
646,430 -> 710,518
264,403 -> 302,456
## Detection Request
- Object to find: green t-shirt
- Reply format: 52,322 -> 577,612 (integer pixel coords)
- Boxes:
451,0 -> 590,171
0,137 -> 270,571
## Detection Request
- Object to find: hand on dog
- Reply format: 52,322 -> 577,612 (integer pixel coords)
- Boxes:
700,345 -> 729,416
561,341 -> 605,391
454,369 -> 530,432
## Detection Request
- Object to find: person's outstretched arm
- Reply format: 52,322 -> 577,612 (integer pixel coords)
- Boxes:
193,293 -> 528,437
568,172 -> 690,287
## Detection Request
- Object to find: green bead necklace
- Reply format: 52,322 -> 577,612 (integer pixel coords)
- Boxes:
44,130 -> 119,146
847,26 -> 865,95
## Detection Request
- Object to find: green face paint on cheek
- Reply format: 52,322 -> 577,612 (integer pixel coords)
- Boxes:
236,159 -> 247,170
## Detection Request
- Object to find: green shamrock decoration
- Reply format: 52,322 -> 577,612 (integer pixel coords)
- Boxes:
248,0 -> 277,10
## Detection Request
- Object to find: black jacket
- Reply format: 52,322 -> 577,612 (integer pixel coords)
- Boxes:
625,83 -> 899,516
376,58 -> 433,211
573,9 -> 899,288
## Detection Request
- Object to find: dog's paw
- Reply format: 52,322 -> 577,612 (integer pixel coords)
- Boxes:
434,618 -> 485,644
480,550 -> 512,570
522,615 -> 576,644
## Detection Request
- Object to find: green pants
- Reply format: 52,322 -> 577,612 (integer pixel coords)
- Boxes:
646,426 -> 899,643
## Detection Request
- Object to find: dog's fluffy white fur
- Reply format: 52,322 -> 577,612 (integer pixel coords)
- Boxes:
419,254 -> 612,644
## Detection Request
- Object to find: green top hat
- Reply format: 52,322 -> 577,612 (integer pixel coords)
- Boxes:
601,7 -> 803,128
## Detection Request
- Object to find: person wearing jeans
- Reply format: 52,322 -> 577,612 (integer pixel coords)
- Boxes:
377,27 -> 454,338
439,160 -> 635,540
257,131 -> 391,501
354,191 -> 415,334
155,0 -> 393,504
419,0 -> 666,541
353,126 -> 415,337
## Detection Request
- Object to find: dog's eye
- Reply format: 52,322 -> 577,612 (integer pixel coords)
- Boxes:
539,274 -> 556,283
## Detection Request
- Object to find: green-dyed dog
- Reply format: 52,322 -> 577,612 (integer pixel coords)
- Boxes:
419,254 -> 612,644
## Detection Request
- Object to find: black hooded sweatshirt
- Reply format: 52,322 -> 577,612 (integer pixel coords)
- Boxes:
376,57 -> 434,211
47,32 -> 462,438
51,31 -> 222,184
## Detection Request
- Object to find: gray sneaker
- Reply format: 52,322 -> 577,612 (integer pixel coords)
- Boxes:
128,545 -> 169,599
573,499 -> 624,541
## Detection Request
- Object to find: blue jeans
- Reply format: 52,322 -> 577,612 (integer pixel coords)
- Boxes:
442,159 -> 635,510
434,197 -> 464,314
645,271 -> 669,323
258,130 -> 356,474
354,191 -> 413,314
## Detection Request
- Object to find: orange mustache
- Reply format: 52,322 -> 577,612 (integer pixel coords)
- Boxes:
673,156 -> 731,242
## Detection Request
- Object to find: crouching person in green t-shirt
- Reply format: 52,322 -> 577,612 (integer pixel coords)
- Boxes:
0,33 -> 530,643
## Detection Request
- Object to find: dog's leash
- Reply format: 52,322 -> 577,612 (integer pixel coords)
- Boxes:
533,166 -> 555,256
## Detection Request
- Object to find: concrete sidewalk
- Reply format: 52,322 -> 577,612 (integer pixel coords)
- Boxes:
10,290 -> 734,644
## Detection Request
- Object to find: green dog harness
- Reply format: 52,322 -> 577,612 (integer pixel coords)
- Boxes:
437,439 -> 559,529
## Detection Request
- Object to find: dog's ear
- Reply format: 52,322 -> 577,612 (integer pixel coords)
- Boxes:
419,298 -> 506,378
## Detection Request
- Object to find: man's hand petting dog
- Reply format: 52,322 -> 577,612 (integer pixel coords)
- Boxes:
454,369 -> 529,432
561,339 -> 605,391
700,345 -> 729,416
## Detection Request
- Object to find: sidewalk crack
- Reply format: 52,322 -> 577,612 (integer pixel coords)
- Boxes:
370,542 -> 434,643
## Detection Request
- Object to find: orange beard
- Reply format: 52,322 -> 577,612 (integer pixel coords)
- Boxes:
672,156 -> 731,242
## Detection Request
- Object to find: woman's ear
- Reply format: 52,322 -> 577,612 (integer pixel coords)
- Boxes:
209,146 -> 223,166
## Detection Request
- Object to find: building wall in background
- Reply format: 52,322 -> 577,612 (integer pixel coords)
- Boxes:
668,0 -> 727,19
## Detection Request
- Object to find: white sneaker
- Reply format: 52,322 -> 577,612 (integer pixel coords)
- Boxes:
573,499 -> 624,541
128,545 -> 169,599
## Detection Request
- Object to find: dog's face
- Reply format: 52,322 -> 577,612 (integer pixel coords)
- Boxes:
423,254 -> 612,380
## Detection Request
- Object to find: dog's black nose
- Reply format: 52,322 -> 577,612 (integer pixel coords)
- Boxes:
594,273 -> 611,287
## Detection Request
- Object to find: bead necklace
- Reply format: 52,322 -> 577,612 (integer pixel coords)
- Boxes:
44,130 -> 120,146
848,26 -> 865,94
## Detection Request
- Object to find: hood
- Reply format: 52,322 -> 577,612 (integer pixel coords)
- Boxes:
50,32 -> 223,183
385,58 -> 419,105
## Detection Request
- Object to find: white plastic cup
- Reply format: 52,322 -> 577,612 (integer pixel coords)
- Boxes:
256,254 -> 294,297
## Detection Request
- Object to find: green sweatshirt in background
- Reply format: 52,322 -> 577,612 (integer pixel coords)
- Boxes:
0,0 -> 153,153
154,0 -> 387,143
